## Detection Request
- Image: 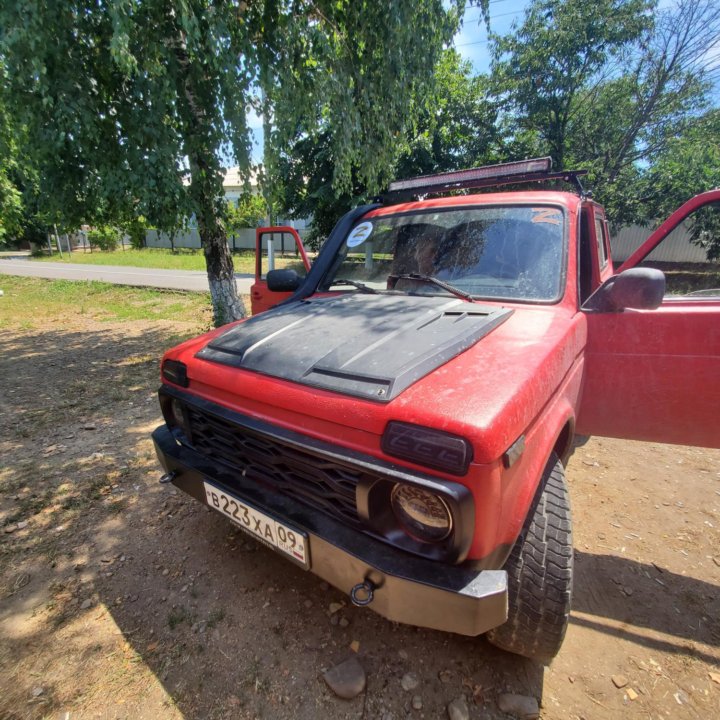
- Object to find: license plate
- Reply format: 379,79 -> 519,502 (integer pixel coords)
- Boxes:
202,482 -> 309,569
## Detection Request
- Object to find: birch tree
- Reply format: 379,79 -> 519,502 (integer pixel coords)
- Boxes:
0,1 -> 480,324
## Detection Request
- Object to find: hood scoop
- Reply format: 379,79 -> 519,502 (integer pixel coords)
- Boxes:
197,294 -> 512,403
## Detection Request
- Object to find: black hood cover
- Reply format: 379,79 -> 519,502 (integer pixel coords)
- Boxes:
197,294 -> 512,403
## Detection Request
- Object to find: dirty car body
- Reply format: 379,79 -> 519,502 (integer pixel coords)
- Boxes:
152,159 -> 720,662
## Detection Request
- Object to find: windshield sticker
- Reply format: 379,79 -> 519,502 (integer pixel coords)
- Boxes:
531,208 -> 562,225
346,222 -> 373,247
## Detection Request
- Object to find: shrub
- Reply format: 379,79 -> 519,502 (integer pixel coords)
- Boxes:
124,217 -> 148,250
87,225 -> 121,251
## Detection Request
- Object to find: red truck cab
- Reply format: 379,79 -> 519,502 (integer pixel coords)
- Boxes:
152,159 -> 720,662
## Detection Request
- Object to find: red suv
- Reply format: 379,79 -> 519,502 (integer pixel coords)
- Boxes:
153,158 -> 720,662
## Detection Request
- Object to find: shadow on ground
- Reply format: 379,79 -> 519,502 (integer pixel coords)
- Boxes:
0,324 -> 542,719
572,550 -> 720,664
1,324 -> 716,719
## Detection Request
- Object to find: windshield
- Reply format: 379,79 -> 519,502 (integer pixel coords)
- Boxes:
320,205 -> 565,302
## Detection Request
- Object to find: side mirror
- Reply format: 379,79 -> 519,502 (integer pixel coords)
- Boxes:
584,268 -> 666,312
267,268 -> 303,292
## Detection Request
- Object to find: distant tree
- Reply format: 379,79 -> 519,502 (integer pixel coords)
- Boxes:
565,0 -> 720,224
492,0 -> 720,228
277,130 -> 369,251
492,0 -> 652,171
0,65 -> 23,246
0,153 -> 22,247
597,0 -> 720,184
225,194 -> 267,234
1,1 -> 479,324
639,109 -> 720,259
124,216 -> 149,250
395,50 -> 499,178
87,225 -> 122,252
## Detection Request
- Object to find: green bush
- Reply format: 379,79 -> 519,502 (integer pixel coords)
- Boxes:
124,217 -> 148,250
226,194 -> 267,231
87,225 -> 121,251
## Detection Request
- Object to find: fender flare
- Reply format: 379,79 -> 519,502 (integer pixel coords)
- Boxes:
490,406 -> 576,569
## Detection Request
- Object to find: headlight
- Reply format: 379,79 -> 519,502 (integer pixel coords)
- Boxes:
381,421 -> 473,475
390,483 -> 452,543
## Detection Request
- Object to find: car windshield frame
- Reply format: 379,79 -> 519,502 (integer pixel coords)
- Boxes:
318,203 -> 569,305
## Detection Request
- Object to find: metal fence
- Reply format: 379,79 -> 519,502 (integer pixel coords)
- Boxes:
610,223 -> 709,264
145,228 -> 256,250
43,221 -> 712,265
144,227 -> 310,251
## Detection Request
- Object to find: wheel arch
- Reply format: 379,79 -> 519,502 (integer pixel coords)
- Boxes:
494,406 -> 576,565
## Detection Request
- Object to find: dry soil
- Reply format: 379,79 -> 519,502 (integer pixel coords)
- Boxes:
1,317 -> 719,720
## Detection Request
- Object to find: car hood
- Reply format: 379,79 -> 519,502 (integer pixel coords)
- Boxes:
197,294 -> 513,402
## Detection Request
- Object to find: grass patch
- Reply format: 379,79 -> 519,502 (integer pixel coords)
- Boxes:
105,496 -> 129,514
0,276 -> 214,329
35,247 -> 235,271
167,606 -> 192,630
31,247 -> 304,274
206,608 -> 226,629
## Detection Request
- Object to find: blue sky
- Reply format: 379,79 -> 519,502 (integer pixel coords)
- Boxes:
453,0 -> 529,73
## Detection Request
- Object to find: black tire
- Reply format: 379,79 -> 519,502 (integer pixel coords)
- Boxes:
486,453 -> 573,664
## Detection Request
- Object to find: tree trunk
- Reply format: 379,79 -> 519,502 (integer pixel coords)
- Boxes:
188,150 -> 246,326
200,216 -> 246,327
174,31 -> 246,328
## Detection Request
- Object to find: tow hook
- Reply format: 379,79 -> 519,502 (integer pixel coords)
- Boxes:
159,470 -> 178,484
350,580 -> 376,607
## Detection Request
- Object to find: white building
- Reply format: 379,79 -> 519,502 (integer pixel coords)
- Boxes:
146,166 -> 310,249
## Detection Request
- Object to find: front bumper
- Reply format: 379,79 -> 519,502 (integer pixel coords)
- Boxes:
153,425 -> 508,636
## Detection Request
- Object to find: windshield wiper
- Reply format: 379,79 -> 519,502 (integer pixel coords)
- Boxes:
391,273 -> 474,302
329,278 -> 378,294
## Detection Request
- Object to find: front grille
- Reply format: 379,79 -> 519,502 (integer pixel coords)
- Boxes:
184,404 -> 366,527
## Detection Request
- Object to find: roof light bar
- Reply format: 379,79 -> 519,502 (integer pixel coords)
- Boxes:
388,157 -> 553,194
382,157 -> 590,201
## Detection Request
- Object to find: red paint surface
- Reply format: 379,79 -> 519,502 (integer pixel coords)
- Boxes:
251,226 -> 310,314
577,304 -> 720,447
577,188 -> 720,448
161,190 -> 720,562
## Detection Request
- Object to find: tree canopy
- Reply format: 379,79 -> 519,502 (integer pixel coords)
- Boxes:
491,0 -> 720,231
639,108 -> 720,259
280,0 -> 719,252
2,0 -> 719,287
0,0 -> 479,323
492,0 -> 652,171
279,48 -> 499,249
0,62 -> 23,245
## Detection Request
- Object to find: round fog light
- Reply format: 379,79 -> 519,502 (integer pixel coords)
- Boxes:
390,483 -> 452,543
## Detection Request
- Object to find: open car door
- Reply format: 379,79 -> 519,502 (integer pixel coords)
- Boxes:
576,190 -> 720,448
251,226 -> 311,315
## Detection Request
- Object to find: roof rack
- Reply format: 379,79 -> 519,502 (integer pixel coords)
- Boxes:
382,157 -> 590,202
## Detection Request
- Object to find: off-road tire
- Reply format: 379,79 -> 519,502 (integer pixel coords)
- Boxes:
486,453 -> 573,664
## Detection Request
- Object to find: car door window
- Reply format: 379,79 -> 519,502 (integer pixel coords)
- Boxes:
594,216 -> 609,270
258,230 -> 308,280
629,204 -> 720,298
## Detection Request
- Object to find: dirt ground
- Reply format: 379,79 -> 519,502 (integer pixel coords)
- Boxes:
1,315 -> 719,720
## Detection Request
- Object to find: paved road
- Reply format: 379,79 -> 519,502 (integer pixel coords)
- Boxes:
0,259 -> 255,293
